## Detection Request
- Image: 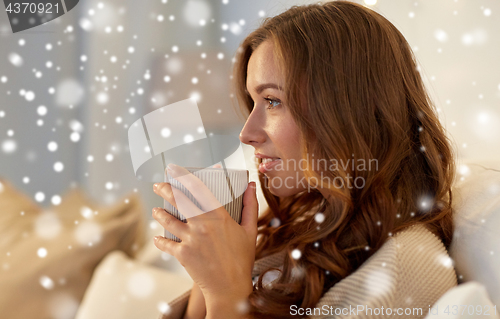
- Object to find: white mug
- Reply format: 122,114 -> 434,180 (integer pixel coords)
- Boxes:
164,166 -> 249,242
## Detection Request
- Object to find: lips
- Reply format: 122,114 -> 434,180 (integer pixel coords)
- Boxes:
258,158 -> 282,173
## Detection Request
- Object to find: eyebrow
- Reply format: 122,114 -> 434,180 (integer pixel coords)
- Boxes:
245,83 -> 283,95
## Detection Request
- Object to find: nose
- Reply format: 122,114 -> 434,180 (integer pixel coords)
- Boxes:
239,108 -> 266,146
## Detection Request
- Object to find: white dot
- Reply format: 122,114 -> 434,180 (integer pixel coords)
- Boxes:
7,130 -> 13,136
161,128 -> 171,138
51,195 -> 62,205
169,15 -> 175,21
110,56 -> 117,63
18,39 -> 25,46
484,8 -> 491,16
201,53 -> 206,59
105,182 -> 113,190
8,53 -> 23,67
115,117 -> 122,123
25,91 -> 35,101
87,155 -> 94,162
158,302 -> 171,315
53,162 -> 64,172
45,61 -> 53,68
217,53 -> 224,60
222,23 -> 228,30
364,0 -> 377,5
164,75 -> 171,82
197,126 -> 204,134
434,29 -> 448,42
291,249 -> 301,260
23,176 -> 30,184
137,88 -> 144,95
182,134 -> 193,143
129,107 -> 136,114
97,92 -> 109,104
46,43 -> 52,51
0,76 -> 7,83
190,91 -> 201,102
172,46 -> 179,53
48,87 -> 55,94
47,141 -> 58,152
117,25 -> 124,32
37,105 -> 47,116
157,15 -> 164,22
80,55 -> 87,62
128,46 -> 135,53
314,212 -> 325,223
37,247 -> 48,258
196,40 -> 202,46
35,192 -> 45,202
409,12 -> 415,18
70,132 -> 80,142
191,77 -> 198,84
40,275 -> 54,289
2,139 -> 17,153
106,154 -> 114,162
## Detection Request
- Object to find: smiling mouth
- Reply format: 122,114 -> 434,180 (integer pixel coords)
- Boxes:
261,157 -> 281,164
259,158 -> 282,173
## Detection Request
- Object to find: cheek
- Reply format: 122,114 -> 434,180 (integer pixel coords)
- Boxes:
278,123 -> 301,159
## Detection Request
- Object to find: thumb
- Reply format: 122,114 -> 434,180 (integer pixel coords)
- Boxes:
240,181 -> 259,238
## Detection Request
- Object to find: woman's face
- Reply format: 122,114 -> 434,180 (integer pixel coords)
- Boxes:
239,40 -> 308,197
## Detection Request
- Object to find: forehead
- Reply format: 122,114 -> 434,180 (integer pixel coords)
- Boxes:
246,41 -> 283,91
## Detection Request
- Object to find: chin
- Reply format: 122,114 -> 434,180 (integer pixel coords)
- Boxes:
264,174 -> 307,197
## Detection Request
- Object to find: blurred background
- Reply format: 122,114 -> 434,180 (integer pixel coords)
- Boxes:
1,1 -> 500,318
0,0 -> 499,216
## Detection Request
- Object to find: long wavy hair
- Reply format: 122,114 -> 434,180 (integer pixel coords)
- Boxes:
232,1 -> 456,317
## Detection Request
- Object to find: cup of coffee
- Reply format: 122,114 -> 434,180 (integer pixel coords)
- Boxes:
164,166 -> 249,242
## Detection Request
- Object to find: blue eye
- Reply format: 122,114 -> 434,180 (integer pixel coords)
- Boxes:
264,98 -> 281,109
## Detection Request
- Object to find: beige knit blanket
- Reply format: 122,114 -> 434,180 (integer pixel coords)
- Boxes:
159,224 -> 457,319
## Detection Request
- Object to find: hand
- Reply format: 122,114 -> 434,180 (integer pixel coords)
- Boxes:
152,163 -> 258,312
183,283 -> 206,319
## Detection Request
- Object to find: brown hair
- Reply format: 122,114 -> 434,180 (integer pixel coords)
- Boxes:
232,1 -> 456,317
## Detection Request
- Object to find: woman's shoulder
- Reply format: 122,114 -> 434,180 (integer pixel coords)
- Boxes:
310,224 -> 457,318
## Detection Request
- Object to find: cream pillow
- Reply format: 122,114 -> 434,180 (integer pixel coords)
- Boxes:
424,281 -> 499,319
449,160 -> 500,306
0,179 -> 146,319
75,250 -> 193,319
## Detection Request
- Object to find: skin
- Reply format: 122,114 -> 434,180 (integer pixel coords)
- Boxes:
153,163 -> 257,319
153,40 -> 325,318
239,40 -> 309,197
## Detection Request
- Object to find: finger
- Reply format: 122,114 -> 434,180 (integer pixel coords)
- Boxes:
154,235 -> 179,255
166,163 -> 223,214
154,182 -> 178,210
168,184 -> 206,219
240,182 -> 259,239
211,163 -> 222,168
152,207 -> 188,239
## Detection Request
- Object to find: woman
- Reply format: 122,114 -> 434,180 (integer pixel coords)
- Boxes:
152,1 -> 457,318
